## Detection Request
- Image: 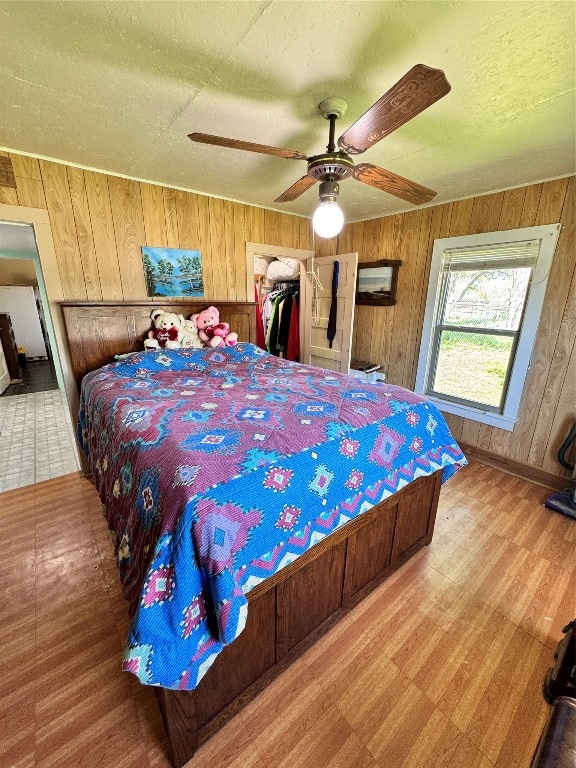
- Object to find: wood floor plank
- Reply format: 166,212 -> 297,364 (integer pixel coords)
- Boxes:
519,559 -> 576,647
35,700 -> 148,768
398,708 -> 463,768
409,591 -> 501,706
186,707 -> 265,768
462,627 -> 550,763
0,463 -> 572,767
275,707 -> 377,768
0,700 -> 35,768
492,644 -> 552,767
365,682 -> 438,765
417,529 -> 477,581
241,661 -> 333,757
446,735 -> 494,768
434,607 -> 516,728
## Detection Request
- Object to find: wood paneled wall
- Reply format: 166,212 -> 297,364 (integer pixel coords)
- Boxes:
318,177 -> 575,480
0,151 -> 313,303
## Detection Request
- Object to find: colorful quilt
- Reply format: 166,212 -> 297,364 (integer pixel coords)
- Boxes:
78,343 -> 466,689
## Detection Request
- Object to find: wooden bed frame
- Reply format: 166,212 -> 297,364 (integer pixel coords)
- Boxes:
61,299 -> 442,768
60,300 -> 258,388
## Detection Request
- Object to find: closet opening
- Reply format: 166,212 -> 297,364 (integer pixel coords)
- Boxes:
246,242 -> 313,363
245,242 -> 358,375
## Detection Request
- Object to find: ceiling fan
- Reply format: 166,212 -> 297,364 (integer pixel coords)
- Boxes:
189,64 -> 450,228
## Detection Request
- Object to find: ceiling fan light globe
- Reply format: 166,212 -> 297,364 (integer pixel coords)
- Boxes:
313,201 -> 344,239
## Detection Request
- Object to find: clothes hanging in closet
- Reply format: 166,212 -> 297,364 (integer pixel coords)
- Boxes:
285,297 -> 300,362
255,284 -> 266,349
259,282 -> 300,361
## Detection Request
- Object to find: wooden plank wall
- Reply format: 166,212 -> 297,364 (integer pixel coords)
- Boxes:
0,151 -> 313,304
317,177 -> 575,480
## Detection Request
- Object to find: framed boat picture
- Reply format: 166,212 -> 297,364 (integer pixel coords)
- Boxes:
142,246 -> 204,298
355,259 -> 402,306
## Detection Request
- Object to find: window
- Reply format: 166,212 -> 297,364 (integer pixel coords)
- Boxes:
415,224 -> 560,431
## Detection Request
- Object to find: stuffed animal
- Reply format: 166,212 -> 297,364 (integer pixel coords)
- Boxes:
191,306 -> 220,346
191,306 -> 238,348
144,308 -> 184,350
204,322 -> 238,348
180,318 -> 204,349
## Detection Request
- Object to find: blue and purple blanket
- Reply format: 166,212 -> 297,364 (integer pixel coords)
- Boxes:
78,343 -> 465,689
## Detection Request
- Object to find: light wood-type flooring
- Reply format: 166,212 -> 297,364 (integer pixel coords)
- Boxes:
1,461 -> 574,768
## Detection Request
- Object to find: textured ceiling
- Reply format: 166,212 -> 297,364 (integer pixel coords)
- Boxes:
0,1 -> 574,223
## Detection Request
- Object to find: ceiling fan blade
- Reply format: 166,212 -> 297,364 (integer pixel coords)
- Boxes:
275,175 -> 318,202
338,65 -> 451,155
188,133 -> 307,160
352,163 -> 436,205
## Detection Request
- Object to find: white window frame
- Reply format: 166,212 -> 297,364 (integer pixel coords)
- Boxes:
415,223 -> 561,431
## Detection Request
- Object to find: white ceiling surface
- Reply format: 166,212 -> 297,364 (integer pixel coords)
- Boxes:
0,1 -> 574,223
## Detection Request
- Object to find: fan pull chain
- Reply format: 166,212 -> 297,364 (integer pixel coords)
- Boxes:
304,232 -> 323,323
311,263 -> 322,323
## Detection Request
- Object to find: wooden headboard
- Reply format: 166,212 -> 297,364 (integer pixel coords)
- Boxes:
61,300 -> 257,388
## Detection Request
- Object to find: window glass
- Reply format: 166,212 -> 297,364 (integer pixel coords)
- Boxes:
415,225 -> 560,431
431,330 -> 515,409
442,267 -> 531,330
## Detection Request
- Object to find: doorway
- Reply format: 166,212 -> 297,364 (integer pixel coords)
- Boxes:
0,236 -> 57,395
245,242 -> 358,374
0,219 -> 80,491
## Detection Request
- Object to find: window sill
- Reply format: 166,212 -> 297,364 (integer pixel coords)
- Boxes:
424,396 -> 517,432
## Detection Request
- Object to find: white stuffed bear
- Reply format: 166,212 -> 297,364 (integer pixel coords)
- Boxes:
180,318 -> 204,349
144,308 -> 184,350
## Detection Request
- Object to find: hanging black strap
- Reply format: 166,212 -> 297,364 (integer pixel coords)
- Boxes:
327,260 -> 339,349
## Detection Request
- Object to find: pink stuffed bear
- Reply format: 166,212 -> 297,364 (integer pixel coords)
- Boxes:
191,306 -> 238,348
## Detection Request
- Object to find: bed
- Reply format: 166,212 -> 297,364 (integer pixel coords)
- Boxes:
61,300 -> 466,767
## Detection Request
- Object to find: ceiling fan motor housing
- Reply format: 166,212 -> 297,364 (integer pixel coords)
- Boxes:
307,152 -> 354,182
318,179 -> 340,202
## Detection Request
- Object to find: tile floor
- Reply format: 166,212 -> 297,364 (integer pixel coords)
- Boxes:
0,387 -> 81,491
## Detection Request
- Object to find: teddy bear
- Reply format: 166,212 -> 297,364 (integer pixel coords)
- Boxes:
144,308 -> 184,350
190,306 -> 219,346
204,322 -> 238,348
191,306 -> 238,348
180,318 -> 204,349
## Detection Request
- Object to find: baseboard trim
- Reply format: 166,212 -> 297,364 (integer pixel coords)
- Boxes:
459,443 -> 570,491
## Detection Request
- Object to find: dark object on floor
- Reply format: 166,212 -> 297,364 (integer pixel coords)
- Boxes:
545,422 -> 576,519
350,358 -> 382,374
0,312 -> 21,380
546,489 -> 576,519
530,696 -> 576,768
543,620 -> 576,704
556,422 -> 576,472
0,359 -> 58,397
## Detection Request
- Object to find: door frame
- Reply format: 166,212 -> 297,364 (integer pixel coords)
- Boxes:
0,203 -> 78,434
245,242 -> 313,301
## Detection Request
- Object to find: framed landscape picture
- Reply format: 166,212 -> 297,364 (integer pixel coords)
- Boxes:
142,246 -> 204,298
355,259 -> 402,306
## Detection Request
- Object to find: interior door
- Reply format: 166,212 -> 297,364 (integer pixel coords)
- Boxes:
301,252 -> 358,373
0,340 -> 10,394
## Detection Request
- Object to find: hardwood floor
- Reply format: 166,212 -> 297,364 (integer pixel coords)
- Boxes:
1,461 -> 574,768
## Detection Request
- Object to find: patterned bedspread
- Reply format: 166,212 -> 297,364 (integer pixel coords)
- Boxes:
79,343 -> 466,689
